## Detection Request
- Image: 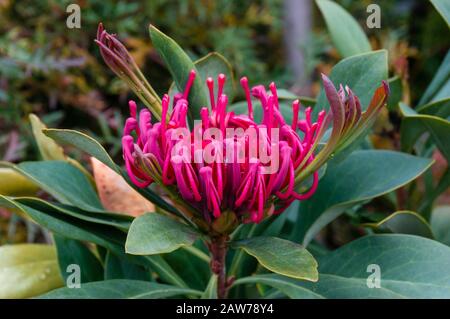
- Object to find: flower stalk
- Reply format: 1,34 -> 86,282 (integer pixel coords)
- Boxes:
208,235 -> 232,299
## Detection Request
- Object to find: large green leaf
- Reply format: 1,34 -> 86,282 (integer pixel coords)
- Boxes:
316,0 -> 371,58
235,235 -> 450,298
0,195 -> 187,288
294,150 -> 433,246
126,213 -> 200,255
14,161 -> 103,212
43,129 -> 182,217
0,195 -> 127,252
418,50 -> 450,106
13,196 -> 132,231
0,244 -> 64,298
310,234 -> 450,298
233,236 -> 318,281
315,50 -> 388,113
39,280 -> 201,299
431,206 -> 450,246
431,0 -> 450,27
54,235 -> 104,283
149,25 -> 208,123
363,211 -> 434,238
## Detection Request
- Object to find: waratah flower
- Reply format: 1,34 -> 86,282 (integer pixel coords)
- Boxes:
96,24 -> 389,232
121,70 -> 389,226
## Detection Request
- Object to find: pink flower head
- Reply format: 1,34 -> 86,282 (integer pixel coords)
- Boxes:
121,70 -> 389,226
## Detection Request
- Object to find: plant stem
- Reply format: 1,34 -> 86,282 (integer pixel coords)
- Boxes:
208,235 -> 230,299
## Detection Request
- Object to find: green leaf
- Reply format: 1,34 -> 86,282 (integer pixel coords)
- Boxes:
196,52 -> 235,102
126,213 -> 200,255
39,279 -> 201,299
418,50 -> 450,106
316,50 -> 388,113
431,0 -> 450,27
13,197 -> 132,231
400,102 -> 450,161
0,167 -> 39,196
30,117 -> 94,184
417,98 -> 450,119
0,244 -> 64,298
235,235 -> 450,298
168,52 -> 236,107
104,251 -> 152,281
149,25 -> 208,123
29,114 -> 65,161
310,234 -> 450,298
399,102 -> 417,116
201,275 -> 218,299
54,235 -> 104,283
431,206 -> 450,246
363,210 -> 434,238
0,195 -> 127,252
14,161 -> 103,212
294,150 -> 433,246
0,195 -> 187,288
316,0 -> 371,58
43,129 -> 182,216
233,236 -> 318,281
43,129 -> 117,172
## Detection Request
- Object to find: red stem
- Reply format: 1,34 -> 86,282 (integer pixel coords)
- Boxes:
209,235 -> 230,299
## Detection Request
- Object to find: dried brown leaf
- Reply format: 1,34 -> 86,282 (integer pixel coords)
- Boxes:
91,157 -> 154,217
